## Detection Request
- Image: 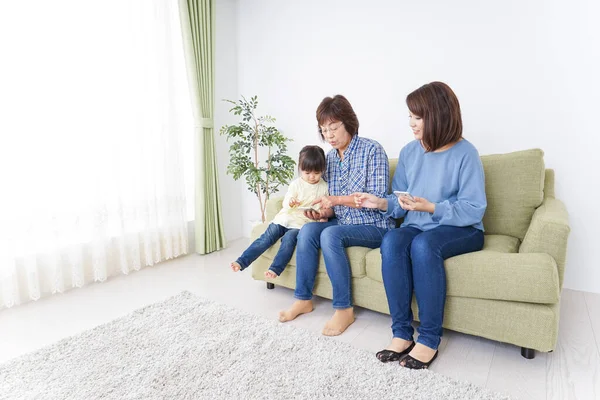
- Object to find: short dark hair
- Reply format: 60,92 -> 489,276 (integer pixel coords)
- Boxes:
406,81 -> 463,152
316,95 -> 359,140
298,145 -> 326,173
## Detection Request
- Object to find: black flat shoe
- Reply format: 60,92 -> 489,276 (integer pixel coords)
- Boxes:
376,341 -> 415,363
400,350 -> 439,369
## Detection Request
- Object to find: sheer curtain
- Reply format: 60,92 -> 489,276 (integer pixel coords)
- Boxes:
0,1 -> 194,308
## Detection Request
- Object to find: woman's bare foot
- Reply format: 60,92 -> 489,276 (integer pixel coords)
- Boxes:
230,261 -> 241,272
278,300 -> 313,322
264,270 -> 278,279
400,343 -> 437,366
385,337 -> 414,353
322,308 -> 355,336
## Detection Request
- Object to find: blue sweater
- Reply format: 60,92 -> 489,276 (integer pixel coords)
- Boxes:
383,139 -> 487,231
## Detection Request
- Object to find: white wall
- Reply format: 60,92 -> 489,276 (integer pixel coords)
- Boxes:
214,0 -> 243,242
217,0 -> 600,293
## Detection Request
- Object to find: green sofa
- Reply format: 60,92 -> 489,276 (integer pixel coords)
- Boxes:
250,149 -> 570,359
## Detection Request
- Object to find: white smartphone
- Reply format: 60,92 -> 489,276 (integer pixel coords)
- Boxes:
298,206 -> 319,212
393,191 -> 415,201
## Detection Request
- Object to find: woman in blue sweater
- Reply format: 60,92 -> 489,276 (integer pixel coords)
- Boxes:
355,82 -> 487,369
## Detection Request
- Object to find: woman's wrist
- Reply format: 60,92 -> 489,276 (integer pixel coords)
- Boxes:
379,197 -> 388,211
427,203 -> 435,214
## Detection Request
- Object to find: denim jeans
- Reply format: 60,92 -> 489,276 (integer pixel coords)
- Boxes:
380,225 -> 484,350
236,223 -> 299,275
294,219 -> 388,309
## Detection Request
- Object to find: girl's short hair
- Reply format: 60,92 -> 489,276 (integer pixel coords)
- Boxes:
298,145 -> 326,173
316,95 -> 359,140
406,81 -> 463,152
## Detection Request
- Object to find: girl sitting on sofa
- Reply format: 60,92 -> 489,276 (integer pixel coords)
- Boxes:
231,145 -> 329,279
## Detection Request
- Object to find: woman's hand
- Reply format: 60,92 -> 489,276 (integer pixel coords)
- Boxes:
303,207 -> 333,222
352,192 -> 387,211
312,196 -> 335,210
399,196 -> 435,213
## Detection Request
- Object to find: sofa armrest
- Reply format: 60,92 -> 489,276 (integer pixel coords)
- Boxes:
266,196 -> 284,222
519,197 -> 570,289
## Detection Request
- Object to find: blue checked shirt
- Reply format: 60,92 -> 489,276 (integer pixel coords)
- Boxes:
324,136 -> 394,230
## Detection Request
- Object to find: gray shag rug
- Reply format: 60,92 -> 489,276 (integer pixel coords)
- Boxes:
0,291 -> 511,400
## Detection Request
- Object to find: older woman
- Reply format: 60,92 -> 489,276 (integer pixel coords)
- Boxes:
356,82 -> 487,369
278,95 -> 394,336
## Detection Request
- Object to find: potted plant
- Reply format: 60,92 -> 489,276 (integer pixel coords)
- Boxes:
219,96 -> 296,223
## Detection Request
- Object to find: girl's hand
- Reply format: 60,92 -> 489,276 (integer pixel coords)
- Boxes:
353,192 -> 386,210
289,198 -> 300,207
398,196 -> 435,213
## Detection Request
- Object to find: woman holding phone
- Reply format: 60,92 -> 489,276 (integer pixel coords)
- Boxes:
355,82 -> 487,369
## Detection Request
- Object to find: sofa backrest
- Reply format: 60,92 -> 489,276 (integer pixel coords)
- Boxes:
388,148 -> 546,240
480,149 -> 545,239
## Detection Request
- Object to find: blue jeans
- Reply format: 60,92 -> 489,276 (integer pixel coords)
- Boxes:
236,223 -> 299,275
294,219 -> 388,309
380,225 -> 484,350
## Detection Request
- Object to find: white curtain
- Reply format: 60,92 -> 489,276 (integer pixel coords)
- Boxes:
0,1 -> 194,308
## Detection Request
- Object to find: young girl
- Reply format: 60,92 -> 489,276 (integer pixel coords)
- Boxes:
231,145 -> 329,279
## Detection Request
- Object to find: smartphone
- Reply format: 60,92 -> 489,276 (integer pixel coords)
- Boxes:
393,191 -> 415,201
298,206 -> 319,212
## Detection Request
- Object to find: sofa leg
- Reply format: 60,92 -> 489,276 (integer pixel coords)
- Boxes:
266,282 -> 275,290
521,347 -> 535,359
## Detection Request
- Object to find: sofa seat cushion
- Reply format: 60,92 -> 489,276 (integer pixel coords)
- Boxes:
365,234 -> 559,304
251,224 -> 370,278
443,251 -> 559,303
482,234 -> 520,253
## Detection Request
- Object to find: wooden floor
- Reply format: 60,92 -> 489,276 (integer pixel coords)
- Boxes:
0,238 -> 598,400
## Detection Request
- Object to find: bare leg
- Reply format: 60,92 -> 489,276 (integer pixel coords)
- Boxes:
322,308 -> 355,336
230,261 -> 241,272
264,270 -> 278,279
278,300 -> 313,322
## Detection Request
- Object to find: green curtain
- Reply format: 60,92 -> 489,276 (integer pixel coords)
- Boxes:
179,0 -> 226,254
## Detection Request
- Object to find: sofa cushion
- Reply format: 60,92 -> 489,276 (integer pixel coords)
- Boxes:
365,233 -> 559,304
388,158 -> 398,193
480,234 -> 520,253
480,149 -> 545,240
443,251 -> 559,303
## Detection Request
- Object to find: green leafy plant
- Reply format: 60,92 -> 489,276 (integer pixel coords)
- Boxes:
219,96 -> 295,223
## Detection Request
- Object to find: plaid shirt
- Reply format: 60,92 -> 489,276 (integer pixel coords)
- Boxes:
324,136 -> 394,230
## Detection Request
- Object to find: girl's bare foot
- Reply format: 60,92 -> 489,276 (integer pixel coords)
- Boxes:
322,308 -> 355,336
230,261 -> 241,272
278,300 -> 313,322
264,270 -> 278,279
